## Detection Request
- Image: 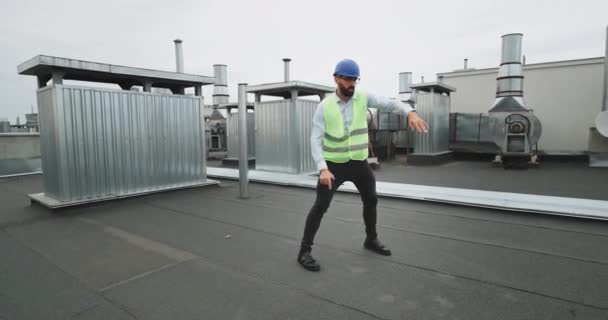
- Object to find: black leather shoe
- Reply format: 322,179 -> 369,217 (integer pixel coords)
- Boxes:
364,238 -> 392,256
297,251 -> 321,272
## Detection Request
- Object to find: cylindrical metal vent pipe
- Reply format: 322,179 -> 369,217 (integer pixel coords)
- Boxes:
213,64 -> 229,105
398,72 -> 412,102
496,33 -> 524,98
174,39 -> 184,73
283,58 -> 291,82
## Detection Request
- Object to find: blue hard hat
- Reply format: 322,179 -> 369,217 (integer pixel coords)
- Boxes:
334,59 -> 360,78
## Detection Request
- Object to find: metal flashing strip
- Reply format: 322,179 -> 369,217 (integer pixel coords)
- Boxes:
29,179 -> 220,209
207,167 -> 608,220
0,171 -> 42,179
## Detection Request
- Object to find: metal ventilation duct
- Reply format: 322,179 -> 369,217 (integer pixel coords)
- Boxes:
213,64 -> 229,105
487,33 -> 542,165
398,72 -> 413,103
489,33 -> 527,113
174,39 -> 184,73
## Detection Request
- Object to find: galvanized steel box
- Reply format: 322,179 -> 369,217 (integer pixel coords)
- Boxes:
37,84 -> 208,202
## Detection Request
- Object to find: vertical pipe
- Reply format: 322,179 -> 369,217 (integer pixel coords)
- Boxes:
213,64 -> 229,105
174,39 -> 184,73
496,33 -> 524,98
238,83 -> 249,199
283,58 -> 291,82
399,72 -> 412,94
603,25 -> 608,112
464,58 -> 468,69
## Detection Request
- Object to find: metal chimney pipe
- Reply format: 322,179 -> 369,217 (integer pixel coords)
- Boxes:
490,33 -> 527,112
496,33 -> 523,98
399,72 -> 412,94
464,58 -> 468,69
174,39 -> 184,73
213,64 -> 229,105
282,58 -> 291,82
399,72 -> 412,102
238,83 -> 249,199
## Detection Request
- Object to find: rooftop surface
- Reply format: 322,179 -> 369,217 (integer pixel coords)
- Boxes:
1,174 -> 607,319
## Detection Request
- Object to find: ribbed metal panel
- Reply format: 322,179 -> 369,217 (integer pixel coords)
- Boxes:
295,100 -> 318,173
226,111 -> 255,159
412,92 -> 450,154
0,121 -> 11,132
37,87 -> 60,197
255,100 -> 291,173
36,84 -> 206,202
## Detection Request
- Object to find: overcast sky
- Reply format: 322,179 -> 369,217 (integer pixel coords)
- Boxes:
0,0 -> 606,122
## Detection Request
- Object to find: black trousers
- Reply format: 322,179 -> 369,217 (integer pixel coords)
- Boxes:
300,160 -> 378,252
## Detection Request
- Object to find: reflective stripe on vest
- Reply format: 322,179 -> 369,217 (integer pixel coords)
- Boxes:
322,91 -> 369,163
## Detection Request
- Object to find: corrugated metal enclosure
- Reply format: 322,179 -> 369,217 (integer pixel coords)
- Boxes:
247,78 -> 334,174
412,92 -> 451,154
253,99 -> 319,174
226,110 -> 255,159
254,100 -> 291,172
294,100 -> 319,173
37,84 -> 208,202
253,100 -> 317,173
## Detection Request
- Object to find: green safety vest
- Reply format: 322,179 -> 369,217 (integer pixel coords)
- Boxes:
323,91 -> 369,163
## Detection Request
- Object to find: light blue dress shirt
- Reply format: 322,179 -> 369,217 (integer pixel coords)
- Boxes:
311,90 -> 415,171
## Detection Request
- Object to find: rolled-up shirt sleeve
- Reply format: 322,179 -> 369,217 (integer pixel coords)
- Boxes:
310,102 -> 327,171
367,92 -> 414,116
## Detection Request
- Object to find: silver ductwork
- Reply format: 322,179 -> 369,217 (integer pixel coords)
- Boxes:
283,58 -> 291,82
490,33 -> 526,113
398,72 -> 413,103
174,39 -> 184,73
213,64 -> 229,105
488,33 -> 542,165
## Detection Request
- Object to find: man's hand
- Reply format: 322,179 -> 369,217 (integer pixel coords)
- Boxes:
319,169 -> 335,190
408,112 -> 429,133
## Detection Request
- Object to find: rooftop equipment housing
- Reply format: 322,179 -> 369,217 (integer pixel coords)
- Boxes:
408,82 -> 456,164
488,34 -> 542,167
17,54 -> 217,208
246,59 -> 334,174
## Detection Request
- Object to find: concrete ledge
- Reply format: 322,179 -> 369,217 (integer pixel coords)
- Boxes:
29,179 -> 220,209
207,167 -> 608,221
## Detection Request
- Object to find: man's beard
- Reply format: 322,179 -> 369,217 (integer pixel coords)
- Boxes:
339,84 -> 355,97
